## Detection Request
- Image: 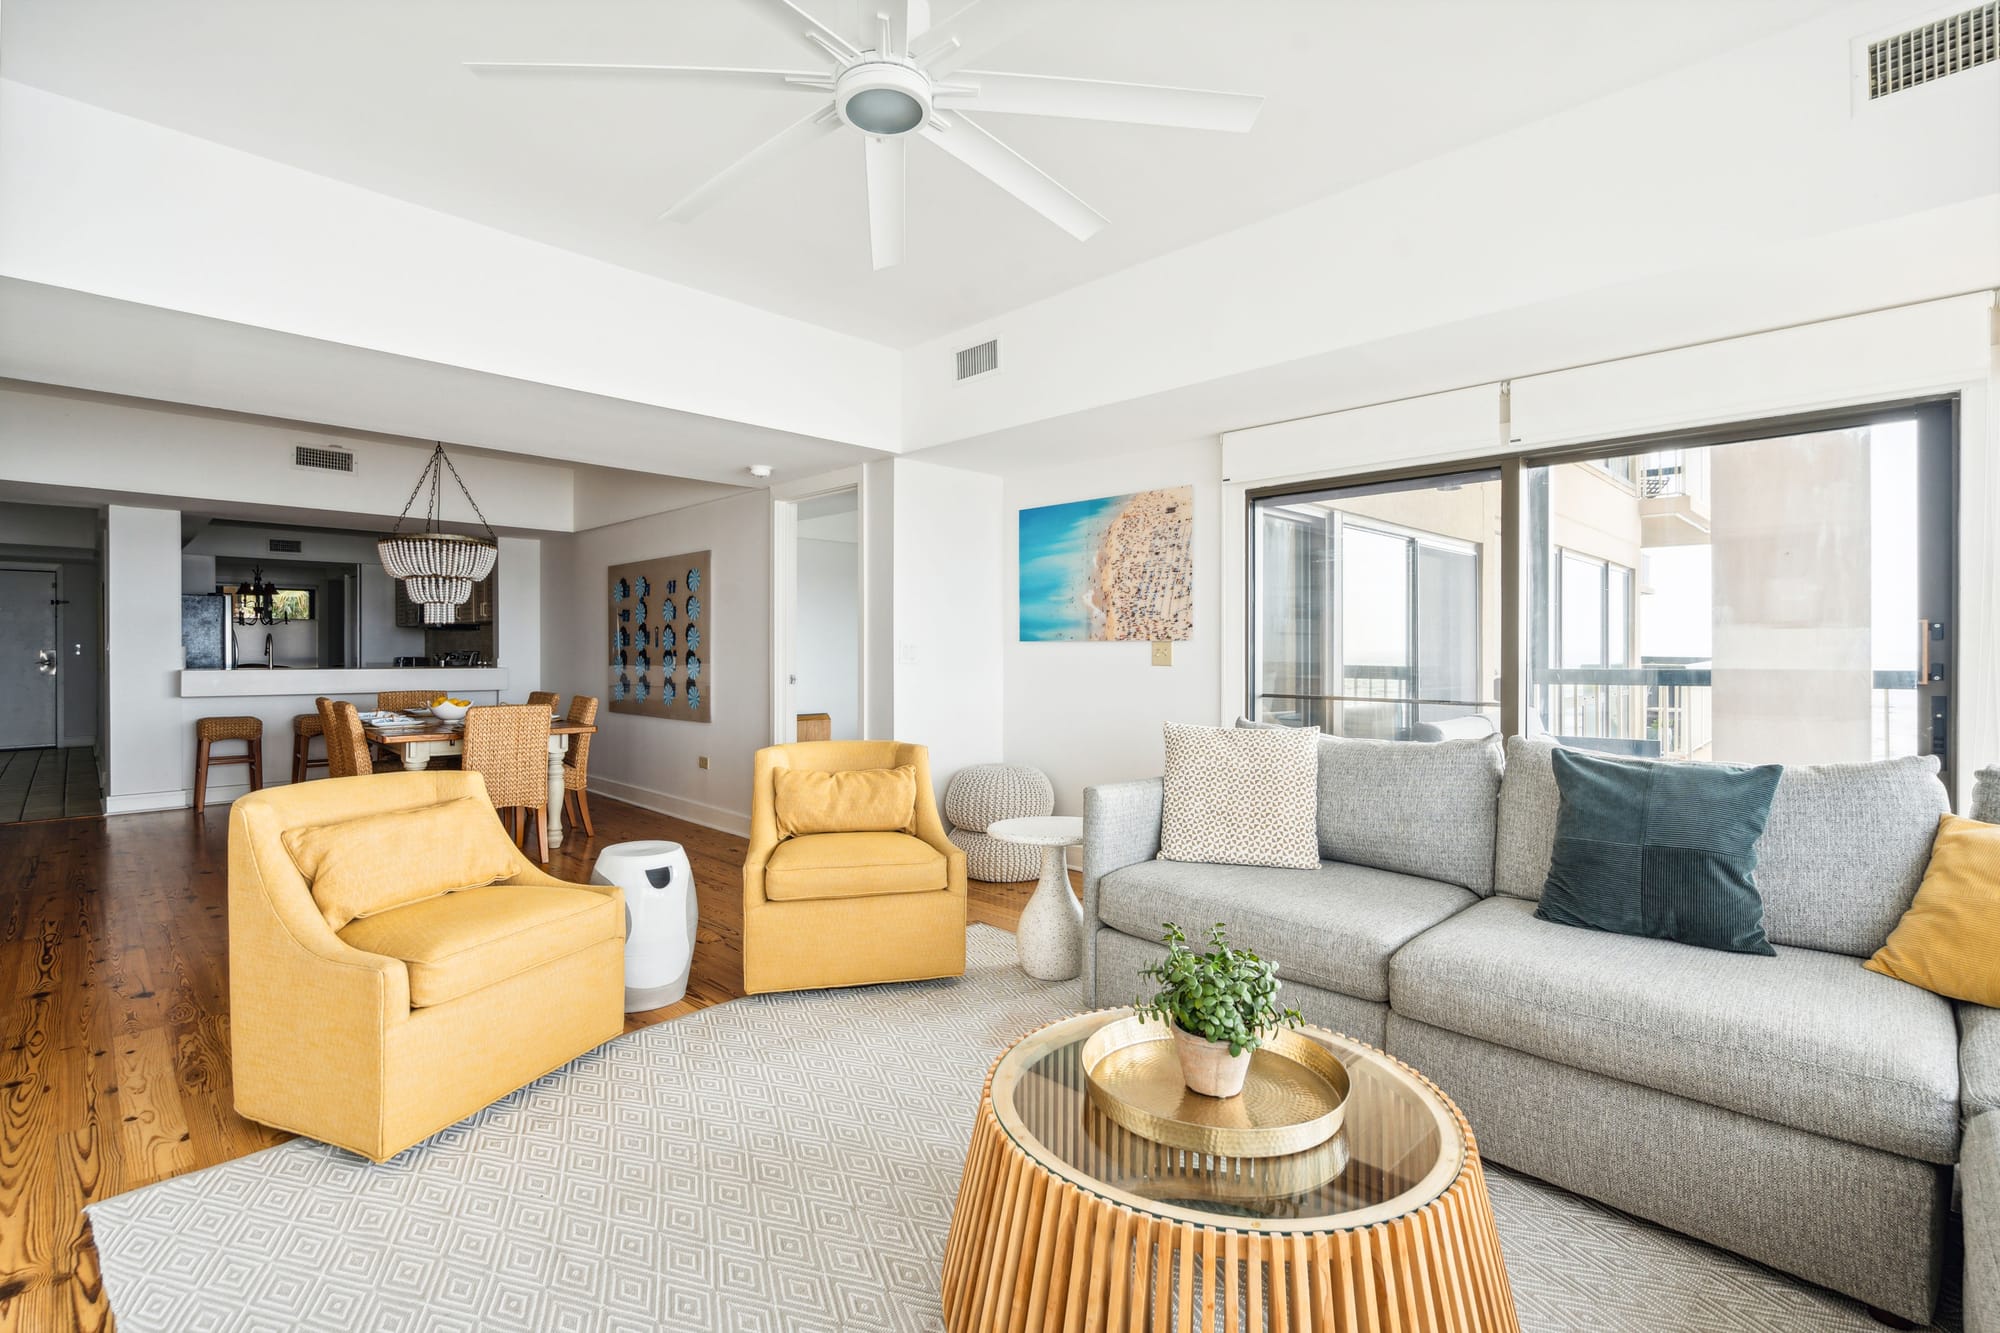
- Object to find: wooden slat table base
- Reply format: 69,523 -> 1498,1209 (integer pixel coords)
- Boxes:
943,1072 -> 1520,1333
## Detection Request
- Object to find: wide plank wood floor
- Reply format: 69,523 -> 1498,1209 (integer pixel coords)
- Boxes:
0,749 -> 100,825
0,794 -> 1067,1333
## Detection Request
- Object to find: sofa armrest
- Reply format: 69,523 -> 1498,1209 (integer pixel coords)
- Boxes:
1972,766 -> 2000,825
1965,1114 -> 2000,1333
1082,778 -> 1164,999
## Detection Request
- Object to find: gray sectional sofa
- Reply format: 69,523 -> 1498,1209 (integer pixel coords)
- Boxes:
1081,733 -> 1995,1324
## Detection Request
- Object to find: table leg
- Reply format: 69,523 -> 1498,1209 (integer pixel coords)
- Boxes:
546,737 -> 569,849
397,743 -> 431,774
1017,843 -> 1083,981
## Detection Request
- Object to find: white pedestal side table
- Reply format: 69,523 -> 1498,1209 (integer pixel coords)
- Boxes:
986,816 -> 1085,981
590,840 -> 697,1012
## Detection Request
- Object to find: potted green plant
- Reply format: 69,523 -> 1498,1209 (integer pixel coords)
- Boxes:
1136,922 -> 1304,1098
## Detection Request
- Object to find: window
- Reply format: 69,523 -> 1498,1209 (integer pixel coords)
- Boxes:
1247,400 -> 1953,784
1251,471 -> 1499,740
1526,410 -> 1951,766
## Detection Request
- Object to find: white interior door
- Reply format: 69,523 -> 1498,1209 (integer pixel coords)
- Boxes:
0,567 -> 60,749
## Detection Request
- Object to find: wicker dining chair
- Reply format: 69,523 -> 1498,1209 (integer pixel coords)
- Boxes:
315,698 -> 373,778
528,691 -> 560,713
561,695 -> 599,837
462,703 -> 554,861
375,690 -> 434,713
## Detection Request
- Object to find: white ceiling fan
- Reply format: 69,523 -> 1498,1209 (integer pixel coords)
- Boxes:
467,0 -> 1264,270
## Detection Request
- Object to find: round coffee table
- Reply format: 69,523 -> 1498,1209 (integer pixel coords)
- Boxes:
943,1009 -> 1519,1332
984,815 -> 1084,981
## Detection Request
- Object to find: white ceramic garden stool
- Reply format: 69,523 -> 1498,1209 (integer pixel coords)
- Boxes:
591,840 -> 697,1012
986,816 -> 1085,981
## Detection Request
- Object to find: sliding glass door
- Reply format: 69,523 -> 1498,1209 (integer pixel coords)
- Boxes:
1525,404 -> 1954,769
1248,399 -> 1956,785
1251,470 -> 1501,740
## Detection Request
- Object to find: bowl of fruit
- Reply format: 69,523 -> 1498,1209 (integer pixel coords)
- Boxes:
431,696 -> 472,722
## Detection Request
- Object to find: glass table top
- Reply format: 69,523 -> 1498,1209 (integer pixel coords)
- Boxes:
989,1010 -> 1464,1232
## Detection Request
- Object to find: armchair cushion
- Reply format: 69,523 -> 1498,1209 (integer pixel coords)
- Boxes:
282,796 -> 524,931
338,883 -> 620,1008
773,764 -> 918,838
764,831 -> 947,902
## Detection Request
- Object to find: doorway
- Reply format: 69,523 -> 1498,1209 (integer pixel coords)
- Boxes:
771,481 -> 868,744
0,565 -> 60,749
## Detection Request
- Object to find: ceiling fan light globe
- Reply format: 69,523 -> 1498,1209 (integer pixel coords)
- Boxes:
844,87 -> 924,135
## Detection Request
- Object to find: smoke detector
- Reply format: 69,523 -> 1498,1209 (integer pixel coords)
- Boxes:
748,464 -> 774,479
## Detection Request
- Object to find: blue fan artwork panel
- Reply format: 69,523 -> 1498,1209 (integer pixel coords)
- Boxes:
606,549 -> 711,722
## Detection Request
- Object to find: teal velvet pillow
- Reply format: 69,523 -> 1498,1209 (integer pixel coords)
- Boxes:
1536,748 -> 1784,956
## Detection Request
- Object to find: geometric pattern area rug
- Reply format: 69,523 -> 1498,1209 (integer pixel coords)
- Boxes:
89,925 -> 1960,1332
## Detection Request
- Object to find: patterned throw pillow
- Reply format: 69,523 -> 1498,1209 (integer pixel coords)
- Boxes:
1159,722 -> 1321,870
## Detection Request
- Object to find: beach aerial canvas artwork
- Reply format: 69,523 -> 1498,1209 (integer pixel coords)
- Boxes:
1018,486 -> 1194,642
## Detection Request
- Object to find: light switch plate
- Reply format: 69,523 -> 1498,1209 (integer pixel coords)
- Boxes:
697,756 -> 710,770
1151,641 -> 1172,667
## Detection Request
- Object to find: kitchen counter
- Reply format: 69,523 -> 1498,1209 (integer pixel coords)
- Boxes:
179,666 -> 511,698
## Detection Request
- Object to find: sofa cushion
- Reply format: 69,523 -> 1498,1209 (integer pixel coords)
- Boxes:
1965,1004 -> 2000,1122
772,764 -> 917,839
283,796 -> 524,931
1097,858 -> 1477,1004
1389,896 -> 1960,1162
1494,745 -> 1950,958
1494,736 -> 1560,900
763,831 -> 946,902
1538,748 -> 1781,956
1315,733 -> 1503,894
1160,722 -> 1320,870
339,883 -> 619,1008
1756,755 -> 1948,956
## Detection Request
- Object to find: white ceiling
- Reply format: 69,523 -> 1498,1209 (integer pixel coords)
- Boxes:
2,0 -> 1853,348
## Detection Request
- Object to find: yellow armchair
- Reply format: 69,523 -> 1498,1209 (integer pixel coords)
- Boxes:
228,771 -> 625,1162
744,741 -> 967,993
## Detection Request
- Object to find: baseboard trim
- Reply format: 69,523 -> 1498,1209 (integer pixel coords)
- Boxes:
105,790 -> 191,815
588,776 -> 749,838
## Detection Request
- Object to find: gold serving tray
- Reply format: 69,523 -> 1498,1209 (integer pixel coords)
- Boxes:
1080,1015 -> 1350,1158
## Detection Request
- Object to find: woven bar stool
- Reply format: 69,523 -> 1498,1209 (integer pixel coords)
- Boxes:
194,715 -> 264,813
291,712 -> 328,784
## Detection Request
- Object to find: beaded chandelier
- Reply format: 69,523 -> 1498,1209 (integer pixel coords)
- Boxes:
377,443 -> 499,625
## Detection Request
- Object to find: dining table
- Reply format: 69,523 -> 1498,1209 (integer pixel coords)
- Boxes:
360,711 -> 599,850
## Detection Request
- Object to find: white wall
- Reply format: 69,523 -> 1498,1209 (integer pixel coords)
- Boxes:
795,537 -> 860,739
1002,440 -> 1223,817
541,490 -> 770,835
0,499 -> 96,548
890,459 -> 1005,801
495,535 -> 541,702
103,504 -> 186,811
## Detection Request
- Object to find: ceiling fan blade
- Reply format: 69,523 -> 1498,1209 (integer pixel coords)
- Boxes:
940,71 -> 1263,131
661,105 -> 841,223
919,112 -> 1106,241
913,0 -> 1052,78
742,0 -> 861,63
464,62 -> 829,91
864,135 -> 906,270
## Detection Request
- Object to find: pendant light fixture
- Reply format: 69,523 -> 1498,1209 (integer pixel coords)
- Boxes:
377,443 -> 499,625
231,564 -> 291,626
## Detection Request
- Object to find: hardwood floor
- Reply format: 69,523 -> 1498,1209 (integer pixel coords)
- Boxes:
0,748 -> 101,825
0,794 -> 1062,1333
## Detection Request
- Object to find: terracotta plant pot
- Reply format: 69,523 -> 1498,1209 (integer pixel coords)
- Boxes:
1172,1024 -> 1253,1099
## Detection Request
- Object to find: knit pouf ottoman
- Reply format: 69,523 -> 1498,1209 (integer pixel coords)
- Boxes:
945,763 -> 1056,882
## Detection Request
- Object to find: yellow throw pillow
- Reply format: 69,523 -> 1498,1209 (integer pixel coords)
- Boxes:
1865,814 -> 2000,1005
283,796 -> 524,932
773,764 -> 918,839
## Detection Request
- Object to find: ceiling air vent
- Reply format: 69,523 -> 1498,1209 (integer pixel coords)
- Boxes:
293,444 -> 355,473
955,339 -> 999,381
268,538 -> 303,554
1867,3 -> 1995,98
